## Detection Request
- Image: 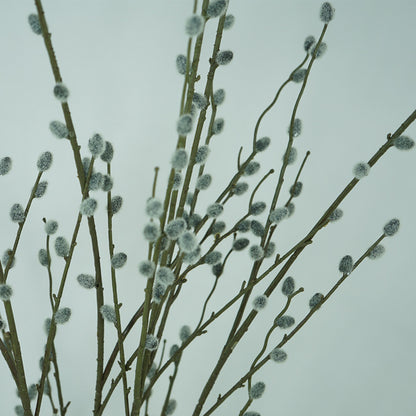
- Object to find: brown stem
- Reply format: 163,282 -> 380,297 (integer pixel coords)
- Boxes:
203,235 -> 387,415
191,108 -> 416,415
33,2 -> 106,413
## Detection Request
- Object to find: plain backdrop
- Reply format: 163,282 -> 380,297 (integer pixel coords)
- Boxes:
0,1 -> 415,415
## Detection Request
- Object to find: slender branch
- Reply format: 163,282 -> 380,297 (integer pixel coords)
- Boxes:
176,10 -> 227,221
265,25 -> 328,226
106,162 -> 131,416
160,365 -> 179,416
102,304 -> 144,386
202,235 -> 388,415
51,344 -> 68,416
130,2 -> 214,413
251,55 -> 309,149
44,233 -> 55,309
192,106 -> 416,416
33,3 -> 106,413
3,300 -> 32,415
196,276 -> 220,330
152,167 -> 159,198
0,170 -> 46,415
3,171 -> 43,283
285,150 -> 310,206
34,159 -> 95,416
0,335 -> 18,385
44,377 -> 58,414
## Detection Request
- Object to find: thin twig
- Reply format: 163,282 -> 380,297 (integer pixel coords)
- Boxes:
106,161 -> 131,416
202,234 -> 387,415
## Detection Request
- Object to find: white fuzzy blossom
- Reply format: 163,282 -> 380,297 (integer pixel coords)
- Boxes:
177,114 -> 193,135
185,14 -> 204,37
313,42 -> 327,58
250,382 -> 266,399
100,305 -> 117,323
394,135 -> 414,150
195,145 -> 210,164
80,198 -> 98,216
55,236 -> 70,257
368,244 -> 385,259
275,315 -> 295,328
196,174 -> 212,190
111,253 -> 127,269
233,238 -> 250,251
0,157 -> 12,175
152,282 -> 166,303
77,274 -> 96,289
145,198 -> 164,218
165,218 -> 187,240
143,223 -> 161,242
329,208 -> 343,222
156,267 -> 175,285
173,172 -> 182,189
252,295 -> 267,311
176,55 -> 187,75
101,174 -> 113,192
28,14 -> 42,35
216,50 -> 233,65
353,162 -> 370,179
145,334 -> 159,351
234,182 -> 248,195
166,399 -> 177,415
49,121 -> 68,138
383,218 -> 400,236
178,231 -> 199,253
289,118 -> 302,138
34,181 -> 48,198
291,69 -> 307,83
269,207 -> 288,223
88,134 -> 105,156
224,14 -> 235,29
38,249 -> 49,267
255,137 -> 270,152
45,220 -> 58,235
281,276 -> 295,296
100,141 -> 114,162
110,196 -> 123,214
212,118 -> 224,134
179,325 -> 192,342
270,348 -> 287,362
213,89 -> 225,105
53,82 -> 69,102
54,307 -> 71,324
183,246 -> 201,264
320,2 -> 335,23
204,251 -> 222,265
304,35 -> 316,53
285,147 -> 297,164
309,292 -> 324,309
138,260 -> 155,278
10,204 -> 25,223
338,255 -> 353,274
207,0 -> 227,18
2,250 -> 15,269
244,161 -> 260,176
171,149 -> 188,170
193,92 -> 208,109
0,284 -> 13,301
206,203 -> 223,218
249,245 -> 264,261
88,172 -> 103,191
264,242 -> 276,258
